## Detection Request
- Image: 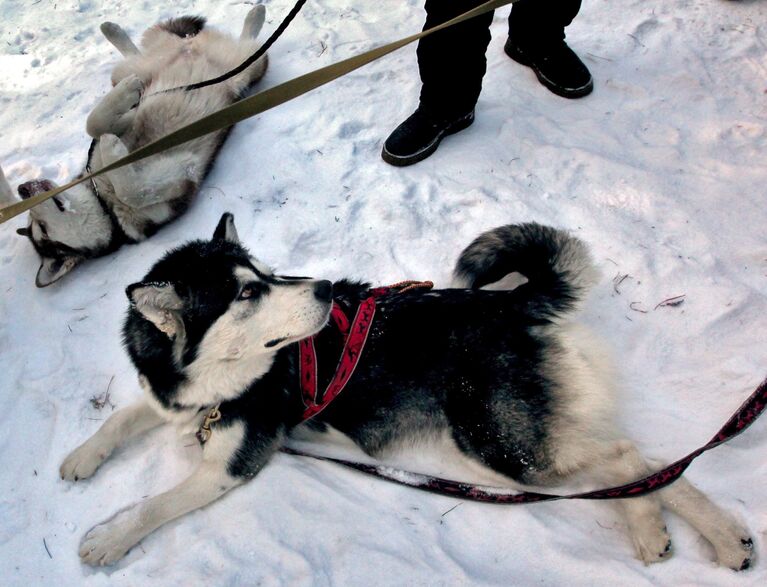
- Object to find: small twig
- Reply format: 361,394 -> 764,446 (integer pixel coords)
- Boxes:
605,258 -> 618,266
654,294 -> 686,310
629,302 -> 648,314
90,375 -> 116,410
627,33 -> 646,48
43,537 -> 52,559
596,520 -> 616,530
612,272 -> 631,294
586,52 -> 613,62
441,503 -> 462,518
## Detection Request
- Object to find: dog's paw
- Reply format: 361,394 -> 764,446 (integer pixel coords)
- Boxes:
631,524 -> 673,565
713,528 -> 755,571
60,440 -> 112,481
113,74 -> 144,110
79,510 -> 140,566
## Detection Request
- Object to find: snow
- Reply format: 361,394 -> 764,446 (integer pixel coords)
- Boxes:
1,0 -> 766,584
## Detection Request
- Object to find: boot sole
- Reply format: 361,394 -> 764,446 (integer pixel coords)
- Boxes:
381,111 -> 475,167
504,39 -> 593,99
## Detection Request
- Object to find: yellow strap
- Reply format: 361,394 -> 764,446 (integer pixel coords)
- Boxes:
0,0 -> 515,225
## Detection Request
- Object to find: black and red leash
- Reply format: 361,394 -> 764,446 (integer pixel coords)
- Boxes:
284,375 -> 767,503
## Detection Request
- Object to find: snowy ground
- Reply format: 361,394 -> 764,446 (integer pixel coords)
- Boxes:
1,0 -> 766,585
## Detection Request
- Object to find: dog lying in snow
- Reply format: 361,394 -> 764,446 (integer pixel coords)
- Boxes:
0,9 -> 268,287
60,214 -> 755,569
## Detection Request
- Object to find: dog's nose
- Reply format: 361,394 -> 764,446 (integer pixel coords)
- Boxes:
313,280 -> 333,303
18,180 -> 55,200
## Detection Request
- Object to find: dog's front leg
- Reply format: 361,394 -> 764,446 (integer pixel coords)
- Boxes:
77,419 -> 271,566
60,400 -> 164,481
86,75 -> 143,139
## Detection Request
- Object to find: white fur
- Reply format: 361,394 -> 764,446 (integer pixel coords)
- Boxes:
11,7 -> 269,285
173,269 -> 331,408
78,421 -> 245,566
60,400 -> 164,481
0,165 -> 13,205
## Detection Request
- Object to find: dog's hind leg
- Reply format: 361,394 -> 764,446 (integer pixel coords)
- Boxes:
654,472 -> 754,570
241,5 -> 266,40
590,441 -> 673,565
78,421 -> 248,566
100,22 -> 141,57
60,400 -> 164,481
86,74 -> 143,138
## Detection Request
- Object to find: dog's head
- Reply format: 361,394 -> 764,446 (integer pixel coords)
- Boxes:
1,168 -> 113,287
126,212 -> 333,366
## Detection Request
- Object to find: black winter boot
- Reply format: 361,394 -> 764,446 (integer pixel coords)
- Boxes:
381,107 -> 475,167
504,37 -> 593,99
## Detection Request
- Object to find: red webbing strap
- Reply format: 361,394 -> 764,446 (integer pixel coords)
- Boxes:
284,375 -> 767,503
299,297 -> 377,421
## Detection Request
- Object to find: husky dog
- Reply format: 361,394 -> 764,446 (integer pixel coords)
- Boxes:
61,213 -> 755,569
1,9 -> 268,287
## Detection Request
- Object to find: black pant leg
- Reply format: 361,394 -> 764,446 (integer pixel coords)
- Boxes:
509,0 -> 582,49
417,0 -> 495,117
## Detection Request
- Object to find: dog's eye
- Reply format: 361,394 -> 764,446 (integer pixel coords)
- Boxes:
52,197 -> 66,212
238,282 -> 267,301
38,222 -> 49,237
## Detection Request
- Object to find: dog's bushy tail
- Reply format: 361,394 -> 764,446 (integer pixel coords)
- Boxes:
158,16 -> 207,38
452,223 -> 598,320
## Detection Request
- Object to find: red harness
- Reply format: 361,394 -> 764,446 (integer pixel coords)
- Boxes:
298,281 -> 433,422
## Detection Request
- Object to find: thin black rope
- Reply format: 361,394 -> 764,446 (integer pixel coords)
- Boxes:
157,0 -> 309,95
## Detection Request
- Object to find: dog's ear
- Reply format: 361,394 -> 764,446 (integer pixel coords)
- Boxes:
35,255 -> 82,287
126,282 -> 184,337
213,212 -> 239,244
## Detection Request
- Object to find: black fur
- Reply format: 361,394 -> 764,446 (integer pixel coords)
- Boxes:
158,16 -> 206,38
454,222 -> 593,320
123,237 -> 251,406
123,218 -> 592,486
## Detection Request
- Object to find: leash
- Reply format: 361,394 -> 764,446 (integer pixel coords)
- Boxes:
153,0 -> 308,95
285,375 -> 767,503
0,0 -> 517,225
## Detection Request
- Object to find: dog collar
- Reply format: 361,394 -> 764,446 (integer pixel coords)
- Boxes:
196,281 -> 433,444
86,139 -> 136,248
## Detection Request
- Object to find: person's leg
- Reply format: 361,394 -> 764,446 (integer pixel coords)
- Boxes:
418,0 -> 494,117
382,0 -> 493,166
505,0 -> 593,99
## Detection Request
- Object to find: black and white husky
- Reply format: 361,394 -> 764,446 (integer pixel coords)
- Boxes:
61,213 -> 755,570
0,9 -> 267,287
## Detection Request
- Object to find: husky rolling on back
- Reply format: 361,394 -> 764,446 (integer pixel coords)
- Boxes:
61,215 -> 754,570
0,8 -> 268,287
